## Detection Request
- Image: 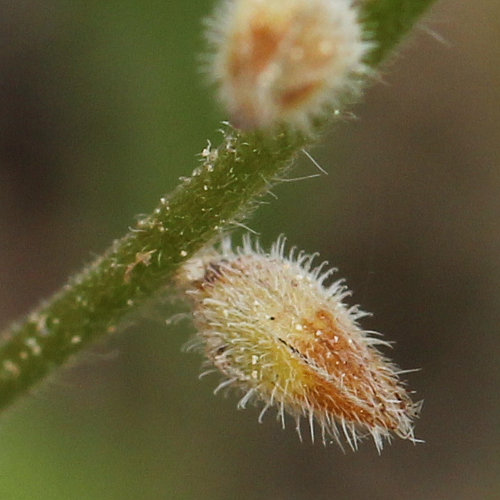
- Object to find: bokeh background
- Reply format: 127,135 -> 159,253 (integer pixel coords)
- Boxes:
0,1 -> 498,498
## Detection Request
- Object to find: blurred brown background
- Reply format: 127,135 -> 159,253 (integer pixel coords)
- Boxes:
0,1 -> 498,499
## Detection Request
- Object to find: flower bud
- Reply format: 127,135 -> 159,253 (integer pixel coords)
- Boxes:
178,236 -> 421,451
205,0 -> 369,130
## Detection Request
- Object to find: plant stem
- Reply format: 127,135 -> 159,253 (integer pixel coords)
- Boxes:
0,0 -> 437,412
361,0 -> 438,66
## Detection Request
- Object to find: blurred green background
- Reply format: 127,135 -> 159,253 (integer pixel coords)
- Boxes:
0,0 -> 499,498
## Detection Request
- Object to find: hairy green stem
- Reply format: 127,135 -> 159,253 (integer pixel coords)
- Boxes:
0,0 -> 436,411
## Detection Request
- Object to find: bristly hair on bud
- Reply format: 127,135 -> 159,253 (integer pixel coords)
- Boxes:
204,0 -> 370,131
177,236 -> 421,452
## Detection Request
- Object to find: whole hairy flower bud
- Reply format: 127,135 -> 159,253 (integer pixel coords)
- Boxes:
178,236 -> 421,451
205,0 -> 370,130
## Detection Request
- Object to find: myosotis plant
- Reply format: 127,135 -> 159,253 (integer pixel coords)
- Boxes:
0,0 -> 436,448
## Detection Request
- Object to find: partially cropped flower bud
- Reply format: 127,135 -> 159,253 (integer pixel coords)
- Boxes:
178,236 -> 421,451
205,0 -> 369,130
